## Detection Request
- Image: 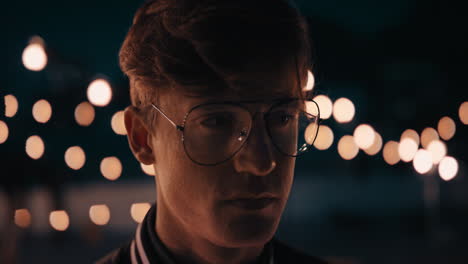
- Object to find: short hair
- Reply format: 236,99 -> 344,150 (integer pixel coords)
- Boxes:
119,0 -> 311,124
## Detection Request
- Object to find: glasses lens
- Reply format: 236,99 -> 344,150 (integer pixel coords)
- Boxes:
266,99 -> 319,156
183,104 -> 251,165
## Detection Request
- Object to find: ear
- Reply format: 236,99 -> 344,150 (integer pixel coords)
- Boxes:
124,106 -> 155,165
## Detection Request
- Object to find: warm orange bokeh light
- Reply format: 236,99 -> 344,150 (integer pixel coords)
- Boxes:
353,124 -> 375,150
111,111 -> 127,135
32,99 -> 52,124
100,156 -> 122,181
89,204 -> 111,226
338,135 -> 359,160
5,94 -> 19,118
364,131 -> 382,156
74,102 -> 95,127
15,209 -> 32,228
439,156 -> 458,181
427,140 -> 447,165
0,120 -> 8,144
413,149 -> 433,174
140,163 -> 156,176
459,101 -> 468,125
332,97 -> 355,123
383,141 -> 400,165
313,125 -> 334,150
131,203 -> 151,223
437,116 -> 456,141
22,43 -> 47,71
25,135 -> 45,160
49,210 -> 70,231
87,79 -> 112,107
313,95 -> 333,120
420,127 -> 439,149
400,129 -> 419,147
65,146 -> 86,170
398,138 -> 418,162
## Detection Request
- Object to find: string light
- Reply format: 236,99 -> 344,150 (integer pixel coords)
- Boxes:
32,99 -> 52,123
364,131 -> 382,156
353,124 -> 375,150
100,156 -> 122,181
22,41 -> 47,71
303,70 -> 315,92
4,94 -> 19,118
140,163 -> 156,176
49,210 -> 70,231
459,101 -> 468,125
337,135 -> 359,160
74,102 -> 95,127
400,129 -> 420,147
89,205 -> 111,226
427,140 -> 447,164
313,95 -> 333,119
439,156 -> 458,181
420,127 -> 439,149
312,125 -> 333,150
111,111 -> 127,135
14,209 -> 32,228
65,146 -> 86,170
131,203 -> 151,223
383,141 -> 400,165
398,138 -> 418,162
25,135 -> 45,160
87,79 -> 112,107
332,97 -> 355,123
413,149 -> 433,174
437,116 -> 456,141
0,120 -> 8,144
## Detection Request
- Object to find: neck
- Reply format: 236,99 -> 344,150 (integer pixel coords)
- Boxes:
155,196 -> 265,264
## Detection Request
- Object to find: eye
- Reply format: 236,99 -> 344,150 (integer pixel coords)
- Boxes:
269,111 -> 297,127
200,113 -> 234,128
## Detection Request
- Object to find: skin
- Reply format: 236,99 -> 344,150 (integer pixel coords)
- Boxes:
124,60 -> 301,264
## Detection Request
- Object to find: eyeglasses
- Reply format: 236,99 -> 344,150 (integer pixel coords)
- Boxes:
151,98 -> 320,166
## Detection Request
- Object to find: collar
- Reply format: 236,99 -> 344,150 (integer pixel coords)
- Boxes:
130,204 -> 275,264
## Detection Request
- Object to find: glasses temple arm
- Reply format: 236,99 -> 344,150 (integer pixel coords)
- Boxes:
151,103 -> 178,128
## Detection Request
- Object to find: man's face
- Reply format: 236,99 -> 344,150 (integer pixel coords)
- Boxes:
145,63 -> 299,247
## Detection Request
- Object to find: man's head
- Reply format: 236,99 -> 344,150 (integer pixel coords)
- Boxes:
121,0 -> 312,249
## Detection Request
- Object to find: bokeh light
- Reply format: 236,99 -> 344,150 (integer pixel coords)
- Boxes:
140,163 -> 156,176
0,120 -> 8,144
437,116 -> 456,141
439,157 -> 458,181
420,127 -> 439,149
22,43 -> 47,71
337,135 -> 359,160
400,129 -> 419,147
89,205 -> 111,226
313,125 -> 333,150
49,210 -> 70,231
398,138 -> 418,162
5,94 -> 19,118
304,122 -> 319,145
25,135 -> 45,160
131,203 -> 151,223
383,141 -> 400,165
32,99 -> 52,123
111,111 -> 127,135
65,146 -> 86,170
100,157 -> 122,181
427,140 -> 447,165
303,70 -> 315,92
413,149 -> 433,174
87,79 -> 112,107
313,95 -> 333,119
74,102 -> 95,127
364,131 -> 382,156
459,101 -> 468,125
14,209 -> 32,228
353,124 -> 375,150
332,97 -> 355,123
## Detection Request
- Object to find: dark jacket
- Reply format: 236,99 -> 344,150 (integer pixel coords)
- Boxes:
96,205 -> 327,264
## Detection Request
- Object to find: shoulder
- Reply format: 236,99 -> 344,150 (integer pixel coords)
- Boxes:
95,241 -> 132,264
273,239 -> 329,264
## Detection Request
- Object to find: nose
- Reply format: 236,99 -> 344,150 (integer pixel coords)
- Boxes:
233,113 -> 277,176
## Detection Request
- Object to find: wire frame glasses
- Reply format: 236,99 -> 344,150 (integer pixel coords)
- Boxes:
151,98 -> 320,166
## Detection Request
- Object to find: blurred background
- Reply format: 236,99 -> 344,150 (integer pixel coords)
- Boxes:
1,0 -> 467,263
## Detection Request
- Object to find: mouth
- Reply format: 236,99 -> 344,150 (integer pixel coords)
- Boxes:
225,198 -> 278,210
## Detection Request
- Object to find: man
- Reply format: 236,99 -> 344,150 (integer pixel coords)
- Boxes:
98,0 -> 325,263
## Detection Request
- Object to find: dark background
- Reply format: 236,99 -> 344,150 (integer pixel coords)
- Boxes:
2,0 -> 467,263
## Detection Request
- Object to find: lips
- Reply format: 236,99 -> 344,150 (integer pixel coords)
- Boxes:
226,198 -> 278,210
